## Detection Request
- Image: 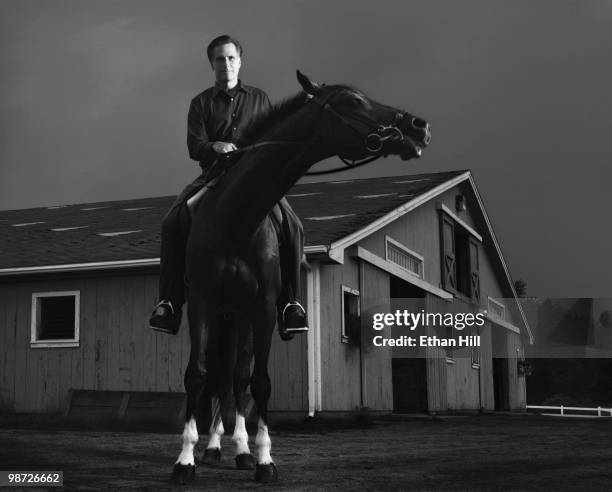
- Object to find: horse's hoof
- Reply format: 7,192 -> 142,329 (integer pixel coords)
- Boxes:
202,447 -> 222,464
235,453 -> 255,470
254,463 -> 278,482
171,463 -> 195,484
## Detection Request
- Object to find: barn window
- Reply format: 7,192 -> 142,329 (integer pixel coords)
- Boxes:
341,286 -> 360,345
31,291 -> 80,348
439,209 -> 480,302
385,236 -> 424,278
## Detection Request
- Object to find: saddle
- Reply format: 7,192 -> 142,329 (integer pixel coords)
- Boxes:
186,155 -> 236,217
186,155 -> 283,237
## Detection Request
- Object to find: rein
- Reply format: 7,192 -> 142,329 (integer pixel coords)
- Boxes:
229,90 -> 417,176
231,140 -> 379,176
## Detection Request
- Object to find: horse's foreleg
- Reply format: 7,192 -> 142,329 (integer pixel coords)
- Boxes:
202,396 -> 224,463
251,307 -> 278,482
172,301 -> 209,484
172,409 -> 199,484
253,377 -> 276,481
255,417 -> 272,465
233,411 -> 251,456
176,416 -> 198,465
233,327 -> 255,470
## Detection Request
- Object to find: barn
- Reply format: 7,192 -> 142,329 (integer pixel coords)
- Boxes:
0,170 -> 532,420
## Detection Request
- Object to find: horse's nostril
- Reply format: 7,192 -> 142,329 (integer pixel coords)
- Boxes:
411,118 -> 428,130
424,133 -> 431,145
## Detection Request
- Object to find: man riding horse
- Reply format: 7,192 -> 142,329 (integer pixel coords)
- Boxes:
150,35 -> 308,340
161,46 -> 430,483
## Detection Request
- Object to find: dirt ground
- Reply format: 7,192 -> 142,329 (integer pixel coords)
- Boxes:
0,414 -> 611,491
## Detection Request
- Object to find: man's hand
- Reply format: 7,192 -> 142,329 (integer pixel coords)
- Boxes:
212,141 -> 238,154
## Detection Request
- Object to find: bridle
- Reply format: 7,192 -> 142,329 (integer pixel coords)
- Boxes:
229,88 -> 426,176
306,90 -> 423,175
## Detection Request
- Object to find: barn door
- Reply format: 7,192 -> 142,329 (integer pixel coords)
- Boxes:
441,215 -> 456,291
392,358 -> 428,413
469,237 -> 480,301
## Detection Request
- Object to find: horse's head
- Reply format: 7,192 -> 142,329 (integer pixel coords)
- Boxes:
297,71 -> 431,163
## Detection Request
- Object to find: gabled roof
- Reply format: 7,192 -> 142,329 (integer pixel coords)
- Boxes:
0,171 -> 463,270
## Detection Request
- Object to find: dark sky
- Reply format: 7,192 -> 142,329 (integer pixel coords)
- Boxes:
1,0 -> 611,297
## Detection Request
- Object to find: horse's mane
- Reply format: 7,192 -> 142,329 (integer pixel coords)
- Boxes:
243,84 -> 365,144
242,92 -> 309,144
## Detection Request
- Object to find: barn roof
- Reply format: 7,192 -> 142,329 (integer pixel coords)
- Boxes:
0,169 -> 532,340
0,171 -> 464,270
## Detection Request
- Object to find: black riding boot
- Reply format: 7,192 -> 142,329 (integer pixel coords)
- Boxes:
276,198 -> 309,341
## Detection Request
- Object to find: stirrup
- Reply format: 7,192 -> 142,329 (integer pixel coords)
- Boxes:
282,301 -> 305,317
281,301 -> 308,333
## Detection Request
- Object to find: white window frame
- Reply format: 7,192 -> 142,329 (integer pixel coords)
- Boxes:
31,291 -> 80,348
384,235 -> 425,279
341,285 -> 360,344
487,296 -> 506,321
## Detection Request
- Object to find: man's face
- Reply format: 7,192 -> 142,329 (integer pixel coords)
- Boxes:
211,43 -> 241,86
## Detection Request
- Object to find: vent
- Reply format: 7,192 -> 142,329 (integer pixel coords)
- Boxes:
385,237 -> 423,278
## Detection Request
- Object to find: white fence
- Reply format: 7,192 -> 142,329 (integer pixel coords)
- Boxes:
527,405 -> 612,418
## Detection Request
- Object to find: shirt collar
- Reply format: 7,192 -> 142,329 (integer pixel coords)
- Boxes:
212,80 -> 250,97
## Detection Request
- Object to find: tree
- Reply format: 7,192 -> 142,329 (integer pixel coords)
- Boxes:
514,279 -> 527,298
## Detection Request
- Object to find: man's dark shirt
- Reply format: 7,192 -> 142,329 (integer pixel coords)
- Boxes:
187,80 -> 271,173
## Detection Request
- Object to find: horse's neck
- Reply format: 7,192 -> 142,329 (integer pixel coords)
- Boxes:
213,108 -> 328,236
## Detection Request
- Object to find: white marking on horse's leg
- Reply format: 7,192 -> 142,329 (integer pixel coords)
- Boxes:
232,411 -> 251,456
206,396 -> 224,450
176,416 -> 198,465
255,417 -> 273,465
207,418 -> 225,449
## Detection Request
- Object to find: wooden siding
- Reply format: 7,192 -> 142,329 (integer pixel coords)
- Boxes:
490,325 -> 526,411
317,257 -> 393,412
0,179 -> 527,417
318,259 -> 362,411
358,199 -> 442,287
507,331 -> 526,410
425,294 -> 492,412
268,321 -> 308,412
360,262 -> 392,411
424,294 -> 449,412
358,184 -> 479,291
356,183 -> 523,328
355,182 -> 526,414
0,272 -> 307,413
0,280 -> 17,411
479,321 -> 495,410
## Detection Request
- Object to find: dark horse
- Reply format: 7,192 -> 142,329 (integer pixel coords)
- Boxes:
172,72 -> 431,484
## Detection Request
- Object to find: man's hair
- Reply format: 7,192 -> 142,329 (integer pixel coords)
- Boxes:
206,35 -> 243,63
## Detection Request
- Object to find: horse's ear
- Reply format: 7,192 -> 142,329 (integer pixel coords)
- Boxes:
296,70 -> 320,95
